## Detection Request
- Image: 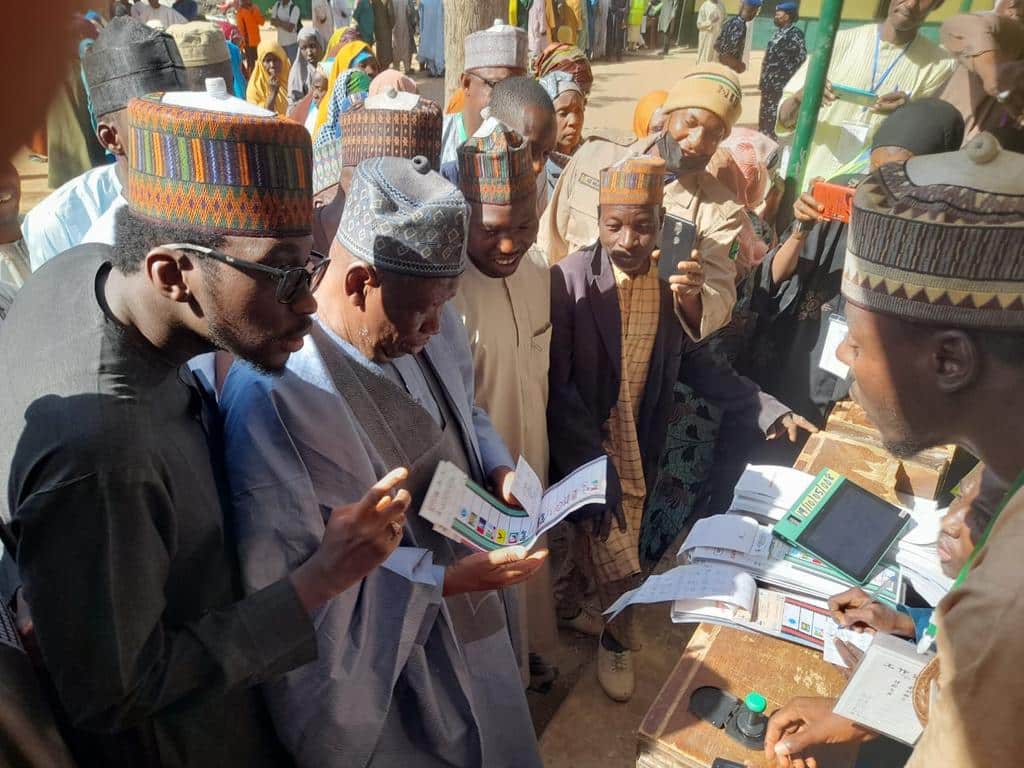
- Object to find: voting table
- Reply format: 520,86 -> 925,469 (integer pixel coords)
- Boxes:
636,401 -> 955,768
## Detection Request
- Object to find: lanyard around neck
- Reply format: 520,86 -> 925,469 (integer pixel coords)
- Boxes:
870,26 -> 908,93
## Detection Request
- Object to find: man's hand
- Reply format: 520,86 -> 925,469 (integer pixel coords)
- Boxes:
793,186 -> 825,226
766,412 -> 819,442
828,587 -> 917,638
871,90 -> 908,114
765,697 -> 874,768
443,546 -> 549,596
489,466 -> 518,507
290,467 -> 411,614
668,249 -> 705,298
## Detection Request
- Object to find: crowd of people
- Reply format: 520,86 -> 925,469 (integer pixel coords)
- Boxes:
0,0 -> 1022,767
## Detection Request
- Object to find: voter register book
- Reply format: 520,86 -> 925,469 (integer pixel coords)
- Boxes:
419,455 -> 607,552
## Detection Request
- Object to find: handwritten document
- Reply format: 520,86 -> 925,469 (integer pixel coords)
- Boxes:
604,563 -> 758,621
419,455 -> 607,552
834,633 -> 932,745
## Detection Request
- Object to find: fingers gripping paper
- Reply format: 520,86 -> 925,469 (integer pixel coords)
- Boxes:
419,456 -> 607,552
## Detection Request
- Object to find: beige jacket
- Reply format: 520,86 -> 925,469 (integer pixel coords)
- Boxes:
537,134 -> 744,340
907,480 -> 1024,766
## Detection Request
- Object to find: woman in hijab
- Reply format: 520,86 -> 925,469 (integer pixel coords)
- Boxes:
246,39 -> 291,114
314,40 -> 378,134
632,89 -> 668,138
533,43 -> 594,96
288,27 -> 324,106
314,68 -> 371,144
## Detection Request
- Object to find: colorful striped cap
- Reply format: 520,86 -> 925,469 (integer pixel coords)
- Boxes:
341,94 -> 443,169
600,156 -> 667,206
843,133 -> 1024,330
663,64 -> 743,129
457,119 -> 535,205
125,89 -> 313,237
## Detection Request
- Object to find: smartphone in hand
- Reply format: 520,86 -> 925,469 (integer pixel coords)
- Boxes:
659,213 -> 698,281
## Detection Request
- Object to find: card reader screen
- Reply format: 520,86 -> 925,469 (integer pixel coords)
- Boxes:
797,482 -> 906,583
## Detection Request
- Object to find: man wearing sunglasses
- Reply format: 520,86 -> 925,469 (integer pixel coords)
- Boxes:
440,19 -> 529,166
0,92 -> 409,767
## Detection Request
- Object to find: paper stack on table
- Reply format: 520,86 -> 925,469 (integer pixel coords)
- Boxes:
677,513 -> 905,606
419,455 -> 606,552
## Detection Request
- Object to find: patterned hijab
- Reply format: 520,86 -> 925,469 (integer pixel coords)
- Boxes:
314,68 -> 371,146
533,43 -> 593,95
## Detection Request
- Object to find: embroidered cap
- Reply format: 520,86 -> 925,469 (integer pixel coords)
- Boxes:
464,19 -> 528,72
336,155 -> 469,277
599,156 -> 667,207
341,93 -> 443,169
843,132 -> 1024,330
125,82 -> 313,236
457,120 -> 536,205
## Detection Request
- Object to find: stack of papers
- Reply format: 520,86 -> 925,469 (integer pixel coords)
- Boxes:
892,495 -> 954,607
727,465 -> 817,524
677,514 -> 904,605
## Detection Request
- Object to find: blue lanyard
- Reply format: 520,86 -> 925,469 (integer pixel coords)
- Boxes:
870,27 -> 907,93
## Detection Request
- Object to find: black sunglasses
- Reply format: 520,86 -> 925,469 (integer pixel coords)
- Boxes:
466,71 -> 502,90
163,243 -> 330,304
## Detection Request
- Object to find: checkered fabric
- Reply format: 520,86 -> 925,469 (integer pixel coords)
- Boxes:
457,123 -> 535,204
312,135 -> 342,194
599,156 -> 666,207
336,155 -> 469,277
592,258 -> 661,584
125,94 -> 312,235
341,96 -> 443,169
843,133 -> 1024,330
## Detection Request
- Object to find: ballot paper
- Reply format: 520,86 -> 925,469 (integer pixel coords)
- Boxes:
603,562 -> 757,621
419,455 -> 606,552
822,619 -> 875,668
834,633 -> 933,745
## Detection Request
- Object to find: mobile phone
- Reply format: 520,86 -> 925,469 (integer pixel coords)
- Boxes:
659,213 -> 697,281
812,181 -> 856,224
832,83 -> 877,107
711,759 -> 748,768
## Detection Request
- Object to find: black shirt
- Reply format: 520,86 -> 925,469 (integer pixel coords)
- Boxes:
0,246 -> 316,767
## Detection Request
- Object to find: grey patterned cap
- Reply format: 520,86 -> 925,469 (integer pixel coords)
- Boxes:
464,19 -> 528,72
336,156 -> 469,277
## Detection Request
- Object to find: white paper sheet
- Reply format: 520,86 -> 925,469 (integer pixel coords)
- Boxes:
834,633 -> 932,745
603,563 -> 757,621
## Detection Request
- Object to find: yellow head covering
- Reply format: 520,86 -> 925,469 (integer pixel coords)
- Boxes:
314,40 -> 373,135
246,39 -> 291,116
633,90 -> 669,140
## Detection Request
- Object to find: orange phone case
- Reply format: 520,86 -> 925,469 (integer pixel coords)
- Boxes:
812,181 -> 855,224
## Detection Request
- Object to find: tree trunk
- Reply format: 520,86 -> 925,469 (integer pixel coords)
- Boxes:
442,0 -> 508,106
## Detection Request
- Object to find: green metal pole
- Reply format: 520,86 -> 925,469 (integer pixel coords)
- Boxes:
958,0 -> 973,12
784,0 -> 845,201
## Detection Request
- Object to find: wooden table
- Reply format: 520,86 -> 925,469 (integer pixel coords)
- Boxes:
637,625 -> 859,768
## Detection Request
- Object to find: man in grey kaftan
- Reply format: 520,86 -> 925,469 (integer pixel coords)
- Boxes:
220,155 -> 543,768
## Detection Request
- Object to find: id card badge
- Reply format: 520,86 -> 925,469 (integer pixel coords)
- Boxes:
836,120 -> 871,166
819,314 -> 850,379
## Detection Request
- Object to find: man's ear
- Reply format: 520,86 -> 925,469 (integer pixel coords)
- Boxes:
145,247 -> 194,304
96,121 -> 124,156
460,72 -> 471,93
344,262 -> 377,308
932,329 -> 979,395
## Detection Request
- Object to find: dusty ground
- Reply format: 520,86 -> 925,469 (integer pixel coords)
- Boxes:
13,37 -> 770,768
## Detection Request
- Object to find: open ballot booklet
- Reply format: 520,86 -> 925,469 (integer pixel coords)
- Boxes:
419,455 -> 607,552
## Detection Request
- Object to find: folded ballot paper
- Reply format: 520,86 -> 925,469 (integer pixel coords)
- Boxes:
419,455 -> 607,552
